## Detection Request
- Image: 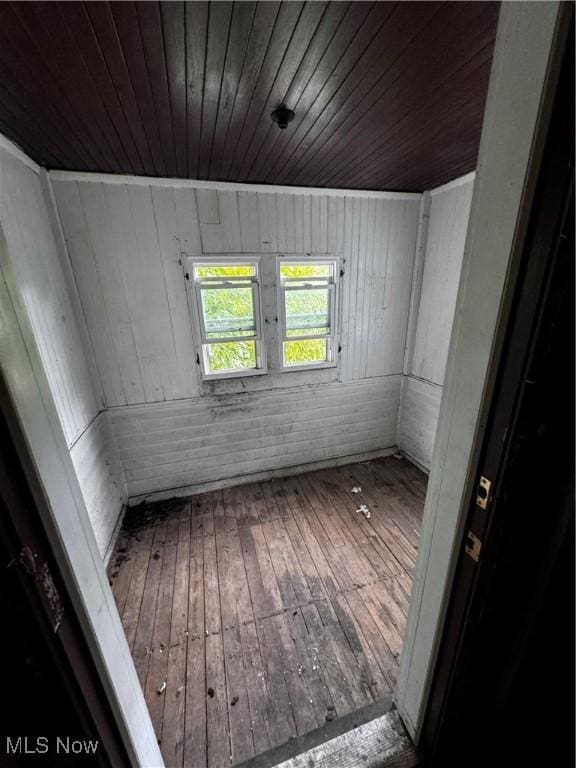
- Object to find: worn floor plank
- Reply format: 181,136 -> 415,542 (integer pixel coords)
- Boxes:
109,457 -> 425,768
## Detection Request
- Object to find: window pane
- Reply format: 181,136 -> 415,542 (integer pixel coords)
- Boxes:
283,339 -> 328,366
195,264 -> 255,278
284,287 -> 330,337
201,286 -> 255,338
206,341 -> 257,372
280,263 -> 330,278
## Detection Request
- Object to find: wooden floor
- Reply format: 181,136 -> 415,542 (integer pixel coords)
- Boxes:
109,457 -> 425,768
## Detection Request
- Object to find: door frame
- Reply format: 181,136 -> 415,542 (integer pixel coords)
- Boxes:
395,0 -> 573,740
0,2 -> 572,764
0,373 -> 132,766
0,221 -> 164,766
421,17 -> 574,749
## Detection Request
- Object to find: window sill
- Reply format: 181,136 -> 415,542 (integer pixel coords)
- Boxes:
199,366 -> 267,382
278,360 -> 338,373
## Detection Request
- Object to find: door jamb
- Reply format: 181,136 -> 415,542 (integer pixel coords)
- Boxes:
394,0 -> 573,740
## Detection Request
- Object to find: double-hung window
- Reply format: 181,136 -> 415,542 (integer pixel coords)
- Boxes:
278,258 -> 338,369
190,259 -> 266,378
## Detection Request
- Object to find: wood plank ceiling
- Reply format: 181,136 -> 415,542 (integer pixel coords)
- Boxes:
0,1 -> 500,191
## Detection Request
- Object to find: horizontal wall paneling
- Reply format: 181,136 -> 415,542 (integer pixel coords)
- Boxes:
111,376 -> 401,498
70,411 -> 126,558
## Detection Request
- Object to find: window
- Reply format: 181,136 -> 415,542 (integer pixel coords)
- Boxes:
190,260 -> 266,378
278,259 -> 338,369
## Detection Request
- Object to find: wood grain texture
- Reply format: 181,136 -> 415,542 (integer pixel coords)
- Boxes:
410,177 -> 475,386
1,141 -> 127,563
109,456 -> 424,768
270,709 -> 412,768
52,177 -> 420,409
0,2 -> 500,191
69,411 -> 126,558
0,149 -> 162,763
398,174 -> 474,471
397,377 -> 442,472
0,145 -> 99,446
110,376 -> 401,498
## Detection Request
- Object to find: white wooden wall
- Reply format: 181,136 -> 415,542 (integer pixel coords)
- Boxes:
399,174 -> 475,470
69,412 -> 125,557
112,377 -> 400,498
397,376 -> 443,472
52,174 -> 421,499
0,155 -> 162,762
0,146 -> 98,445
1,133 -> 467,516
0,139 -> 126,555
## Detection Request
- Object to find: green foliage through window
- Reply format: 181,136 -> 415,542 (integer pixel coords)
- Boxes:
285,287 -> 329,337
207,341 -> 257,372
195,265 -> 255,278
192,260 -> 337,375
195,263 -> 260,373
284,339 -> 328,365
280,263 -> 330,278
280,262 -> 334,366
201,286 -> 255,339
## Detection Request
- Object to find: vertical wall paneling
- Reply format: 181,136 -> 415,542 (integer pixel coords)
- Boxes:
0,145 -> 98,445
150,185 -> 200,398
0,187 -> 161,763
52,174 -> 422,497
173,186 -> 203,254
403,193 -> 431,378
410,175 -> 475,385
42,171 -> 107,412
81,181 -> 146,405
238,190 -> 260,252
1,139 -> 126,560
398,174 -> 475,470
53,180 -> 128,407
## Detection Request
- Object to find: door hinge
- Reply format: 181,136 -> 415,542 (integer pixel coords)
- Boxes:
476,475 -> 492,510
465,531 -> 482,563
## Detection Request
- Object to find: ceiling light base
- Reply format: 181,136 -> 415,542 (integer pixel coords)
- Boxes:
271,105 -> 295,129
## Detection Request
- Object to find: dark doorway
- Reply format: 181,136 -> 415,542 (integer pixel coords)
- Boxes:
0,381 -> 130,767
422,18 -> 575,767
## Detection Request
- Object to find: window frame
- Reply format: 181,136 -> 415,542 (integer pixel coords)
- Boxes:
276,255 -> 340,372
187,256 -> 267,380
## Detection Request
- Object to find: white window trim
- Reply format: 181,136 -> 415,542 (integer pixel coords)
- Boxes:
186,255 -> 268,380
276,255 -> 340,372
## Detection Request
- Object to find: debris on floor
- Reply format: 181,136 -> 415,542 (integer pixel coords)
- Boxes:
356,504 -> 371,519
157,682 -> 166,695
109,458 -> 424,766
